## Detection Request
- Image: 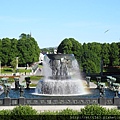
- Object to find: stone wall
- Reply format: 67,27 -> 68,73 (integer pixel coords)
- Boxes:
0,97 -> 120,106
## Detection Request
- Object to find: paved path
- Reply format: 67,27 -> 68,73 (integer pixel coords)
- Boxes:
0,105 -> 118,112
89,82 -> 97,88
83,81 -> 97,88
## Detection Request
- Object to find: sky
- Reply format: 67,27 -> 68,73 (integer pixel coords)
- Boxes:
0,0 -> 120,48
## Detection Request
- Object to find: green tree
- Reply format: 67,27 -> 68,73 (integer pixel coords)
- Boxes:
9,38 -> 18,66
117,42 -> 120,65
10,58 -> 17,73
101,43 -> 110,66
17,33 -> 40,66
109,42 -> 119,66
0,39 -> 2,61
87,42 -> 101,57
82,50 -> 100,73
57,38 -> 73,54
70,38 -> 82,64
1,38 -> 11,66
81,43 -> 100,73
57,38 -> 82,64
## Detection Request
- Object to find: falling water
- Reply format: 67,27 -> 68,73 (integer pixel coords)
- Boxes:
35,54 -> 88,96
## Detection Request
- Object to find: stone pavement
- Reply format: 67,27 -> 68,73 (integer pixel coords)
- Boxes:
83,81 -> 97,88
89,82 -> 97,88
0,105 -> 118,112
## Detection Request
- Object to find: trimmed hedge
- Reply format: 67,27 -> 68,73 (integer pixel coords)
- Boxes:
0,105 -> 120,120
1,105 -> 120,115
11,105 -> 38,115
79,105 -> 108,115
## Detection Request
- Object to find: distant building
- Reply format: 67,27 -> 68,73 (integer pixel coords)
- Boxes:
54,48 -> 57,54
39,53 -> 44,64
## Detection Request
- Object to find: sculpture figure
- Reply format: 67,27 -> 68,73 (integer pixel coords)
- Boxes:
19,84 -> 25,97
96,77 -> 101,89
4,84 -> 11,98
25,77 -> 31,89
50,57 -> 69,79
99,84 -> 105,98
86,76 -> 91,87
113,83 -> 120,98
14,77 -> 19,90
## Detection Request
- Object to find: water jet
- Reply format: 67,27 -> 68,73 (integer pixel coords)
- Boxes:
35,54 -> 88,96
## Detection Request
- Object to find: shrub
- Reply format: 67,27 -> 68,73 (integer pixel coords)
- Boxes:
11,105 -> 38,115
0,110 -> 11,120
0,109 -> 11,115
39,110 -> 57,115
39,110 -> 57,120
58,108 -> 79,115
10,105 -> 38,120
56,108 -> 79,120
79,105 -> 108,115
107,108 -> 120,115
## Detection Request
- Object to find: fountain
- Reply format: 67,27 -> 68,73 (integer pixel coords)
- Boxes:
0,54 -> 120,106
35,54 -> 88,96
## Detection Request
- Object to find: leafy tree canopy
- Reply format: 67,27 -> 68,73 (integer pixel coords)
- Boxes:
0,33 -> 40,67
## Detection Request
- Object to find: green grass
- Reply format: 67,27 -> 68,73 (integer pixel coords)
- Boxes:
38,65 -> 43,68
1,67 -> 31,74
22,76 -> 44,87
30,83 -> 37,87
30,75 -> 43,80
91,79 -> 97,84
1,68 -> 13,73
18,69 -> 31,73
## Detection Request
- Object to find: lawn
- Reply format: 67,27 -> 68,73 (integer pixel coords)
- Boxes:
1,65 -> 43,74
1,67 -> 31,74
30,75 -> 43,80
22,75 -> 44,87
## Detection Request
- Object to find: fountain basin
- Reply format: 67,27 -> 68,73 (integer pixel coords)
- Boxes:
0,88 -> 117,99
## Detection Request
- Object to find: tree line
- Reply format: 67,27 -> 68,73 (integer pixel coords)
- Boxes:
57,38 -> 120,73
0,33 -> 40,67
1,33 -> 119,73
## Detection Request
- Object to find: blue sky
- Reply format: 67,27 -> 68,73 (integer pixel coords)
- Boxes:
0,0 -> 120,48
